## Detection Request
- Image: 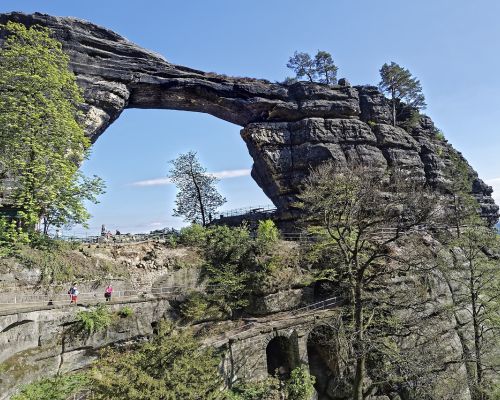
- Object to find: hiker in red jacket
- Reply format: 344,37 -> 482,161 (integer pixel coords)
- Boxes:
104,284 -> 113,302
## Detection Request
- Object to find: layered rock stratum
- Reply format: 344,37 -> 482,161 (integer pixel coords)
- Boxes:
0,12 -> 497,225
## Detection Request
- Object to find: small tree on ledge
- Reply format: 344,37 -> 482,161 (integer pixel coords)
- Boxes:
286,50 -> 338,85
378,61 -> 426,127
168,151 -> 226,226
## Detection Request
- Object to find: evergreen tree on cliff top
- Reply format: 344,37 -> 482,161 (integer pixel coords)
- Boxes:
286,50 -> 338,84
0,22 -> 104,234
168,151 -> 226,226
378,61 -> 426,126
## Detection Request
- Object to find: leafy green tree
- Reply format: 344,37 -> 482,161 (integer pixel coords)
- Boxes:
178,223 -> 206,246
0,22 -> 104,234
169,151 -> 226,226
256,219 -> 279,251
286,50 -> 338,84
90,321 -> 225,400
202,225 -> 253,317
0,217 -> 29,256
378,61 -> 426,126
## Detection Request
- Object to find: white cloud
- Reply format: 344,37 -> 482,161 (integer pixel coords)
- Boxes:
486,178 -> 500,204
130,169 -> 251,187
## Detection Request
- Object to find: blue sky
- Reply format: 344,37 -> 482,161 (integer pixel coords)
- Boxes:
1,1 -> 499,234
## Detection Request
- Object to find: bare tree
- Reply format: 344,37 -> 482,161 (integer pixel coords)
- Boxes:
298,163 -> 440,400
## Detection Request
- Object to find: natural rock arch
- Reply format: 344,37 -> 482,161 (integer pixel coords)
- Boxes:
0,12 -> 497,225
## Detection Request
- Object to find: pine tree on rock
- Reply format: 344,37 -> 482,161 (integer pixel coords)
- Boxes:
168,151 -> 226,226
286,50 -> 338,84
378,61 -> 426,126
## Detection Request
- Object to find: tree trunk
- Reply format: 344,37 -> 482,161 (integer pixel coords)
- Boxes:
190,164 -> 206,226
391,89 -> 397,127
469,261 -> 484,398
352,280 -> 365,400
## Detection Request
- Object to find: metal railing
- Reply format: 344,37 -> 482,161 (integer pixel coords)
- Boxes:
216,205 -> 276,219
0,283 -> 207,309
57,232 -> 174,244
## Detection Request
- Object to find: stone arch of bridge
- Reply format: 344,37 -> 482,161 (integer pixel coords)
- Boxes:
307,324 -> 340,399
265,331 -> 300,379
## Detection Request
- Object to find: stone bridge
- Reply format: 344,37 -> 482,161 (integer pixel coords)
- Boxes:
215,308 -> 341,388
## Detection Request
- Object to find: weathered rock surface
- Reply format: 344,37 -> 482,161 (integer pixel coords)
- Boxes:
0,298 -> 171,400
0,12 -> 497,225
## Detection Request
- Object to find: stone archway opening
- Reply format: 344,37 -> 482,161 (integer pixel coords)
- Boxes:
266,336 -> 298,379
307,325 -> 338,399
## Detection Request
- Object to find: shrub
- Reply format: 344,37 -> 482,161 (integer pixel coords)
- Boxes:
286,366 -> 316,400
179,291 -> 223,322
76,304 -> 113,334
118,306 -> 133,318
435,130 -> 445,140
226,377 -> 282,399
204,225 -> 252,265
12,373 -> 89,400
256,220 -> 279,250
202,225 -> 254,317
179,224 -> 206,246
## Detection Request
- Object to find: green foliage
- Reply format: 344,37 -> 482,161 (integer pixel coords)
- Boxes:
118,306 -> 134,318
11,373 -> 89,400
169,151 -> 226,226
434,130 -> 445,140
379,61 -> 426,126
203,224 -> 252,266
286,366 -> 316,400
90,320 -> 224,400
226,368 -> 315,400
367,120 -> 377,128
286,50 -> 338,84
202,225 -> 254,316
179,223 -> 206,246
76,304 -> 113,334
226,377 -> 282,400
256,219 -> 279,250
0,217 -> 28,256
179,291 -> 223,322
0,22 -> 104,234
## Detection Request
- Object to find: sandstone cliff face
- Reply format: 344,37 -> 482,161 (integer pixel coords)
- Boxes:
0,12 -> 497,225
0,298 -> 171,400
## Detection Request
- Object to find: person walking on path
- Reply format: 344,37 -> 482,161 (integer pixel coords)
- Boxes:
68,284 -> 79,305
104,284 -> 113,301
